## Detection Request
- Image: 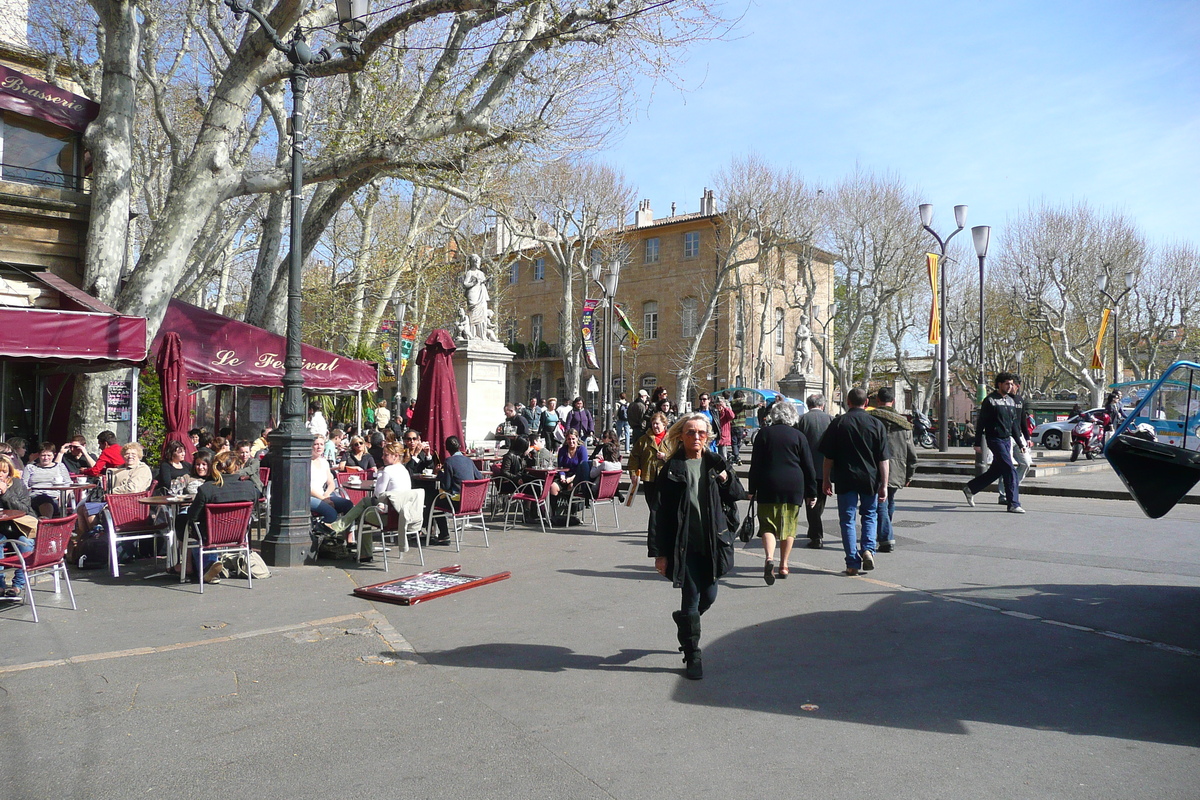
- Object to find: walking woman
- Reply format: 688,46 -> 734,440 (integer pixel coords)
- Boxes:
648,413 -> 736,680
747,401 -> 818,584
626,411 -> 671,533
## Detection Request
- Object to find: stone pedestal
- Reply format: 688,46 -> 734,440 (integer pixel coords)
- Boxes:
452,339 -> 515,449
778,370 -> 810,401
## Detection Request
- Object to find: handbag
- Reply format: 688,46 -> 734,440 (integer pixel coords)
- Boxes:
737,499 -> 757,542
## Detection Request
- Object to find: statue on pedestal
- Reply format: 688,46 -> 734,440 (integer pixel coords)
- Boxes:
461,254 -> 498,342
793,313 -> 812,375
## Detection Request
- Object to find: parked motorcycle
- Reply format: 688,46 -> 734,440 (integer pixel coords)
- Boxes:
1070,413 -> 1107,461
911,410 -> 936,449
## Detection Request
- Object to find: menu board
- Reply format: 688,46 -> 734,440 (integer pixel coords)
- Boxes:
105,380 -> 132,422
353,565 -> 510,606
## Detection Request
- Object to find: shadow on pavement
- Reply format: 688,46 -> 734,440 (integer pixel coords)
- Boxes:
403,643 -> 680,674
686,582 -> 1200,745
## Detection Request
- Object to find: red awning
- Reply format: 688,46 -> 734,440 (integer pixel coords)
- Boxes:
0,65 -> 99,133
151,300 -> 377,393
0,306 -> 147,367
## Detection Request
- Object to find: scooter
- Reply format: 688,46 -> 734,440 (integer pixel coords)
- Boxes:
911,410 -> 936,449
1070,414 -> 1106,461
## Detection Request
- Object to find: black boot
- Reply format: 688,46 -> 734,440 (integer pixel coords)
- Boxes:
681,612 -> 703,680
672,610 -> 688,651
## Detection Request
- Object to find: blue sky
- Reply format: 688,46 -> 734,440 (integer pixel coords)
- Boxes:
605,0 -> 1200,245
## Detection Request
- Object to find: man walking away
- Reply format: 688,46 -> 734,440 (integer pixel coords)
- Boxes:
867,388 -> 919,553
818,388 -> 889,575
963,371 -> 1028,514
628,390 -> 649,440
795,394 -> 833,549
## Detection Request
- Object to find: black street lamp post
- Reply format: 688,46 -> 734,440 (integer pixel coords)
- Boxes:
972,225 -> 991,404
919,203 -> 967,452
1098,272 -> 1134,388
225,0 -> 367,566
591,259 -> 622,432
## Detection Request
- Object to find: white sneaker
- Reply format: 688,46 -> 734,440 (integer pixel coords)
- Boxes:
861,550 -> 875,571
1007,506 -> 1026,514
962,487 -> 975,507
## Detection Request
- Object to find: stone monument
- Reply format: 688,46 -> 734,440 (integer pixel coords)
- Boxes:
453,254 -> 514,448
778,314 -> 813,400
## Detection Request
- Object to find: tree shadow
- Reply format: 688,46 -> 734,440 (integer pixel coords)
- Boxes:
393,643 -> 680,674
558,564 -> 662,581
685,582 -> 1200,745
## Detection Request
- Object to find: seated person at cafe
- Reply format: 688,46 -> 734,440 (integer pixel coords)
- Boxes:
400,429 -> 436,476
232,440 -> 263,494
189,428 -> 205,449
0,454 -> 36,600
525,432 -> 557,471
495,437 -> 528,494
209,436 -> 230,455
426,436 -> 481,545
4,437 -> 27,470
77,442 -> 154,536
184,451 -> 259,584
324,428 -> 347,464
0,442 -> 20,471
502,403 -> 529,441
367,431 -> 385,466
156,440 -> 192,495
23,441 -> 72,517
80,430 -> 125,477
58,435 -> 89,474
310,436 -> 353,529
251,427 -> 272,457
330,442 -> 423,561
342,435 -> 376,472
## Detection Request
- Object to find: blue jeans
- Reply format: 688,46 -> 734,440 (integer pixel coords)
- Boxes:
615,421 -> 631,451
311,495 -> 353,524
875,487 -> 898,544
1,535 -> 34,589
837,491 -> 878,569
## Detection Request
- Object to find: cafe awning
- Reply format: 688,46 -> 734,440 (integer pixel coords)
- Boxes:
0,305 -> 147,368
151,299 -> 377,393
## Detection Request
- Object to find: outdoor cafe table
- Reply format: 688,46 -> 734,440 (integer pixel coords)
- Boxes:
27,481 -> 97,514
137,494 -> 191,568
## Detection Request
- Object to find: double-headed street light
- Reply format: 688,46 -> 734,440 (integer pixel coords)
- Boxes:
225,0 -> 368,566
1098,272 -> 1135,387
972,225 -> 991,404
590,258 -> 622,431
919,203 -> 967,451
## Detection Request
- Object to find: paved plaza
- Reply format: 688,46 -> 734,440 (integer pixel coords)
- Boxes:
3,487 -> 1199,799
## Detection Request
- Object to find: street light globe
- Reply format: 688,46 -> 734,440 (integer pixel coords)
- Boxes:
972,225 -> 991,258
1098,274 -> 1108,293
335,0 -> 369,30
1124,272 -> 1134,289
919,204 -> 933,227
953,205 -> 968,229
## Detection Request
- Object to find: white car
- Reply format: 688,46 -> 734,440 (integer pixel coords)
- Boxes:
1031,408 -> 1106,450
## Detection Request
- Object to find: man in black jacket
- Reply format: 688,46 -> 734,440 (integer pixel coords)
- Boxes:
795,394 -> 833,548
963,371 -> 1028,513
819,388 -> 889,576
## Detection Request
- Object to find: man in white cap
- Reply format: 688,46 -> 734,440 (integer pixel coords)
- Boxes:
628,389 -> 650,439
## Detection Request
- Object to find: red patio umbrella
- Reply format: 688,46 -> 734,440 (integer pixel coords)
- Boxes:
410,329 -> 463,461
155,331 -> 195,459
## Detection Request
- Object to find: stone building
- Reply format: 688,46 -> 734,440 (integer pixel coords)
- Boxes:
495,191 -> 837,409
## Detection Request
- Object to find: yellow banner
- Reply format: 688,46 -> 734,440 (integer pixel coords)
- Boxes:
1091,308 -> 1111,369
927,253 -> 940,344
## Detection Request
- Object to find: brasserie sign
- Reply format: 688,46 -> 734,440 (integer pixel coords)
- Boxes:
0,65 -> 99,133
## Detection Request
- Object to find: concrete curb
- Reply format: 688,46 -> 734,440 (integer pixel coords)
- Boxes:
909,476 -> 1200,505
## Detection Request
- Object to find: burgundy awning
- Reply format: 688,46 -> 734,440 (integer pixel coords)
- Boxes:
0,66 -> 99,133
0,306 -> 147,367
151,299 -> 377,393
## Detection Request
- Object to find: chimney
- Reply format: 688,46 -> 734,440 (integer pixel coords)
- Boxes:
700,188 -> 716,215
634,199 -> 653,227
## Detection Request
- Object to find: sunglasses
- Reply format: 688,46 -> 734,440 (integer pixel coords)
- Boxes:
404,437 -> 419,442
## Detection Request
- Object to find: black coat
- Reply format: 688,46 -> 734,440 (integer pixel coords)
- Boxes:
649,450 -> 735,588
186,476 -> 259,535
748,423 -> 818,505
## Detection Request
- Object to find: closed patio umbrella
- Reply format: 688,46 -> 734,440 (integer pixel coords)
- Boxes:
410,329 -> 462,461
156,331 -> 195,459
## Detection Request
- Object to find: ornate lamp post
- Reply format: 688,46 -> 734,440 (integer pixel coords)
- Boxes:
1098,272 -> 1134,387
225,0 -> 367,566
919,203 -> 967,452
590,258 -> 622,431
972,225 -> 991,404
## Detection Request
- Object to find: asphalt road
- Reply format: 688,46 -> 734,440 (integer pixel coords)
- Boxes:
2,488 -> 1198,799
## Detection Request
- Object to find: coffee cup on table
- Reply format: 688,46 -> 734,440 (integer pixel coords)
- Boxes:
422,469 -> 433,476
75,476 -> 87,484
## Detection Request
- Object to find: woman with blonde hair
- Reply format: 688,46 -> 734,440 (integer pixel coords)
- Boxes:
0,454 -> 36,599
184,451 -> 259,583
626,412 -> 672,535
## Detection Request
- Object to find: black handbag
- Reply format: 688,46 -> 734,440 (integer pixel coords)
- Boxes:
737,499 -> 757,542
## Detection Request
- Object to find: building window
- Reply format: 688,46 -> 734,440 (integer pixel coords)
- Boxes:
643,301 -> 658,340
534,257 -> 545,281
681,296 -> 698,338
774,308 -> 785,355
531,314 -> 543,344
506,320 -> 517,345
1,113 -> 80,190
644,237 -> 660,264
683,231 -> 700,259
735,305 -> 745,345
509,260 -> 519,285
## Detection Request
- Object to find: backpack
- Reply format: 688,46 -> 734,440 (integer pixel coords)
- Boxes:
616,402 -> 628,422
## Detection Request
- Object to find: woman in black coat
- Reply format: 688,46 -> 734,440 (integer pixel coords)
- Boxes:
747,401 -> 818,584
648,413 -> 735,681
184,452 -> 260,582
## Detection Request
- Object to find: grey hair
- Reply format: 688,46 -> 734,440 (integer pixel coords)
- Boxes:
766,401 -> 800,427
806,393 -> 825,409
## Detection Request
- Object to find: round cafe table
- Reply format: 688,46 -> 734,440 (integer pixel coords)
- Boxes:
138,495 -> 191,570
27,482 -> 97,513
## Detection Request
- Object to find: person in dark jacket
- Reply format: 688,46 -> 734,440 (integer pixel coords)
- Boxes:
564,397 -> 595,440
428,436 -> 482,544
649,413 -> 735,681
748,401 -> 818,584
795,393 -> 833,548
184,452 -> 259,583
495,437 -> 528,494
867,388 -> 919,552
963,371 -> 1028,513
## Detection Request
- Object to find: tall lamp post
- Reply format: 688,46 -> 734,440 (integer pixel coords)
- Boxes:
972,225 -> 991,404
1098,272 -> 1134,388
919,203 -> 967,452
225,0 -> 367,566
590,259 -> 622,431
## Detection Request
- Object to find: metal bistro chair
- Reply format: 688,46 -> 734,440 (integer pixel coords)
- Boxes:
102,485 -> 167,578
180,501 -> 256,593
253,466 -> 271,541
0,515 -> 77,623
502,471 -> 555,533
566,469 -> 622,530
359,498 -> 425,569
426,478 -> 490,552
